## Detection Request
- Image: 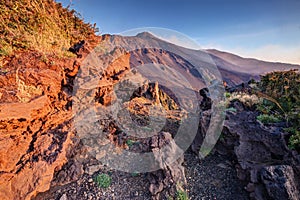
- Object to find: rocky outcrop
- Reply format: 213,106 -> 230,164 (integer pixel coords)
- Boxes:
222,102 -> 299,199
0,38 -> 100,200
192,91 -> 300,199
260,165 -> 299,200
191,88 -> 212,153
148,132 -> 186,200
0,58 -> 73,199
94,45 -> 131,106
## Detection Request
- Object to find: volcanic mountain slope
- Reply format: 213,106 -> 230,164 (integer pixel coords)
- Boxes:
206,49 -> 300,74
102,32 -> 300,87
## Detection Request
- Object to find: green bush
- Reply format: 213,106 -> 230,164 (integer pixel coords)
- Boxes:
176,190 -> 188,200
94,173 -> 112,188
257,69 -> 300,150
257,114 -> 281,124
126,139 -> 135,147
289,132 -> 300,151
258,70 -> 299,118
224,92 -> 231,98
131,172 -> 139,177
285,127 -> 300,151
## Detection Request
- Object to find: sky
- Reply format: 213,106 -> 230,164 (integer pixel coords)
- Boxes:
57,0 -> 300,64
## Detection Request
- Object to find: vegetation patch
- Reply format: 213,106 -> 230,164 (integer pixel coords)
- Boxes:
94,173 -> 112,188
257,69 -> 300,151
0,0 -> 98,60
176,189 -> 189,200
256,114 -> 281,124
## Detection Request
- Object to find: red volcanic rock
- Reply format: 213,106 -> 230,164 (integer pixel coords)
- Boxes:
0,39 -> 99,199
95,50 -> 131,106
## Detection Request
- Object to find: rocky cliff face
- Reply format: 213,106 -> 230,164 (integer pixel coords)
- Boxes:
0,37 -> 100,199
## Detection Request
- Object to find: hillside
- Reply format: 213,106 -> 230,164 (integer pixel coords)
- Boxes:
0,0 -> 97,59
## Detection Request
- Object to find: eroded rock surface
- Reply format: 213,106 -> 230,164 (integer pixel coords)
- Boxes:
197,100 -> 300,199
0,38 -> 99,200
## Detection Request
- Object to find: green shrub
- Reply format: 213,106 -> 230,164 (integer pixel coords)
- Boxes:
285,127 -> 300,151
94,173 -> 112,188
126,139 -> 135,147
257,114 -> 281,124
224,92 -> 231,98
289,132 -> 300,151
176,190 -> 188,200
258,70 -> 299,118
257,70 -> 300,150
131,172 -> 139,177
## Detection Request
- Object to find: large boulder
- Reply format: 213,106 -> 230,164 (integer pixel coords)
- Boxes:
260,165 -> 300,200
223,102 -> 300,199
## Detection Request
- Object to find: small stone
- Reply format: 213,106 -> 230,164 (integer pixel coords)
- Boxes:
59,194 -> 68,200
85,165 -> 102,175
95,151 -> 106,160
245,183 -> 255,192
88,178 -> 93,183
216,163 -> 229,169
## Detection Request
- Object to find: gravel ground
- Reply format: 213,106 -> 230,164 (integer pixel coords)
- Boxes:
184,150 -> 249,200
34,168 -> 151,200
34,151 -> 249,200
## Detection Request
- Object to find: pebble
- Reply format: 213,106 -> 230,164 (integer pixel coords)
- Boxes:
216,163 -> 229,169
59,194 -> 68,200
85,165 -> 101,175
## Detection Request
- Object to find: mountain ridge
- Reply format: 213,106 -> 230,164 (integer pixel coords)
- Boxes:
103,32 -> 300,87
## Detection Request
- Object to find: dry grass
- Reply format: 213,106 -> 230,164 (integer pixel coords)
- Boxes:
227,92 -> 261,107
0,0 -> 98,59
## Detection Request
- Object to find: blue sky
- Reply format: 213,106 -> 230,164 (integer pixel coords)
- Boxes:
57,0 -> 300,64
